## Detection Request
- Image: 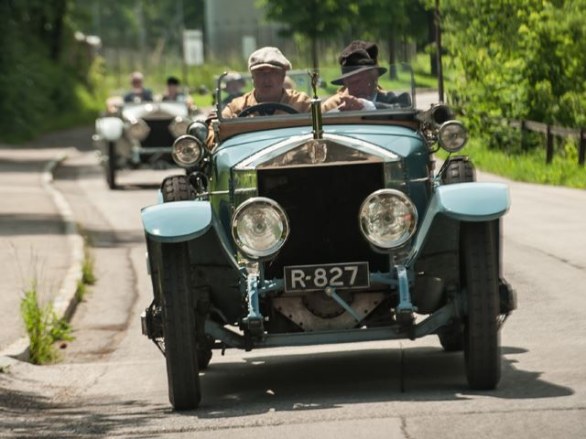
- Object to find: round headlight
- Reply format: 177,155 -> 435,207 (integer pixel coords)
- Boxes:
172,135 -> 204,167
127,118 -> 150,141
359,189 -> 417,249
232,197 -> 289,259
438,120 -> 468,152
169,116 -> 190,138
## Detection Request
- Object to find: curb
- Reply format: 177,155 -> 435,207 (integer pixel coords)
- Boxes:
0,148 -> 84,360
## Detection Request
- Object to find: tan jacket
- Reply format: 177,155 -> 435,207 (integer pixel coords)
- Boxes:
222,89 -> 312,118
205,89 -> 312,149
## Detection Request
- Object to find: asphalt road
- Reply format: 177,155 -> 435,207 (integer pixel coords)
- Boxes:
1,122 -> 586,438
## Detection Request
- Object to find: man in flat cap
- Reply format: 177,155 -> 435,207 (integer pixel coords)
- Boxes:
123,71 -> 154,103
322,41 -> 409,112
221,46 -> 311,118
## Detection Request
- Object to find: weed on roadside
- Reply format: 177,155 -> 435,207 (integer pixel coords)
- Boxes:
20,281 -> 74,365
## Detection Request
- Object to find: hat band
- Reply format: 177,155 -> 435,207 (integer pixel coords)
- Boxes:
340,64 -> 377,74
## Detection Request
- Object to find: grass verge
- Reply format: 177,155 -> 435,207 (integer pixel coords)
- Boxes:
75,231 -> 97,302
444,138 -> 586,188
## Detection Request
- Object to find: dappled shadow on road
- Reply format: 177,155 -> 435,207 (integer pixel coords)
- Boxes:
82,226 -> 146,248
20,126 -> 94,151
0,344 -> 572,435
112,182 -> 162,191
181,343 -> 574,419
0,382 -> 169,438
0,157 -> 55,172
0,213 -> 65,236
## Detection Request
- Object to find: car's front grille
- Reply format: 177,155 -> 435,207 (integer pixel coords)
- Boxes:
258,162 -> 388,279
141,118 -> 175,148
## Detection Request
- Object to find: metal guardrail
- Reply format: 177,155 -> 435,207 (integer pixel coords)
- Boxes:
508,119 -> 586,165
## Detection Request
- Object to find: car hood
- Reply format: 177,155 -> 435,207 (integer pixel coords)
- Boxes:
215,124 -> 423,171
122,102 -> 188,120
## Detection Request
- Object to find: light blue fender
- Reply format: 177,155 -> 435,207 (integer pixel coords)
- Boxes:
141,200 -> 212,243
407,182 -> 510,266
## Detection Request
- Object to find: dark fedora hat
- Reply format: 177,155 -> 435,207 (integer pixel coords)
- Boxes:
331,40 -> 387,86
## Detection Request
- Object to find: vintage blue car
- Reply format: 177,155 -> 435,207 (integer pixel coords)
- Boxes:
140,67 -> 515,410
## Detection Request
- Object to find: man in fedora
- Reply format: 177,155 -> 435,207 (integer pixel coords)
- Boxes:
222,46 -> 311,118
322,41 -> 408,112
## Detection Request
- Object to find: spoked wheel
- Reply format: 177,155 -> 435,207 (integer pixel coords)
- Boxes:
461,221 -> 501,390
160,242 -> 201,410
106,141 -> 117,189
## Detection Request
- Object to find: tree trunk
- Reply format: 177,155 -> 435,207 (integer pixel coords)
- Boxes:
428,9 -> 437,76
311,37 -> 319,71
387,34 -> 397,80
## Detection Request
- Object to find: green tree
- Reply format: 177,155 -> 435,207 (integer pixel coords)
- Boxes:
351,0 -> 429,78
441,0 -> 586,150
259,0 -> 358,69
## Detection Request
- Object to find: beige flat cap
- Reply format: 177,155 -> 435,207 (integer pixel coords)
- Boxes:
248,47 -> 292,71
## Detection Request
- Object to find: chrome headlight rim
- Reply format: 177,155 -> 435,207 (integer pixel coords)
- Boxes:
359,189 -> 418,249
126,118 -> 150,141
172,134 -> 204,167
169,115 -> 191,138
438,120 -> 468,152
231,197 -> 289,259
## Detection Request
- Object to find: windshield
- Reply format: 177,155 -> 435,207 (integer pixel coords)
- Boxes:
215,63 -> 416,121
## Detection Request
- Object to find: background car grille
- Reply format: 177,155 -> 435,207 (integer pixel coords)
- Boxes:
141,118 -> 175,147
258,162 -> 388,279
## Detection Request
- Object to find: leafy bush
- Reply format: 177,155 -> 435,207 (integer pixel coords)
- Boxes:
442,0 -> 586,153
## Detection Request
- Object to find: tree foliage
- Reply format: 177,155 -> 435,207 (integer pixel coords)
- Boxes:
0,0 -> 88,142
258,0 -> 358,68
259,0 -> 429,68
441,0 -> 586,150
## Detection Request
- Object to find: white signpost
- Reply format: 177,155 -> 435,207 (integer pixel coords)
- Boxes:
183,29 -> 204,66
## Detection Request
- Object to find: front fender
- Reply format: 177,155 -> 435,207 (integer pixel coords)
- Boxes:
408,182 -> 510,265
141,200 -> 212,243
96,116 -> 124,141
433,182 -> 510,221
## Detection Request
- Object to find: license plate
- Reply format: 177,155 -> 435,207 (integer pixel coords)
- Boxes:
284,262 -> 370,292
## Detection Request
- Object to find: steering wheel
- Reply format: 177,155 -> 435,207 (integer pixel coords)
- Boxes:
238,102 -> 299,117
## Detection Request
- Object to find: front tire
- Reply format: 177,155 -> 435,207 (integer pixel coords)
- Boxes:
161,175 -> 195,202
461,221 -> 501,390
106,141 -> 117,189
437,155 -> 475,351
160,242 -> 201,410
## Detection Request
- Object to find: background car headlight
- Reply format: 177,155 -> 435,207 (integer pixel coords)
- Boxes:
172,135 -> 204,167
169,116 -> 190,138
127,118 -> 150,141
359,189 -> 417,249
232,197 -> 289,259
438,120 -> 468,152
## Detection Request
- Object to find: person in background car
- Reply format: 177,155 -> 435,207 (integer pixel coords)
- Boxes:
221,72 -> 246,106
221,46 -> 312,118
123,71 -> 154,103
162,76 -> 186,102
321,40 -> 409,112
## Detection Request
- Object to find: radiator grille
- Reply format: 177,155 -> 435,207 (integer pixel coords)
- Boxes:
141,118 -> 175,148
258,162 -> 388,279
